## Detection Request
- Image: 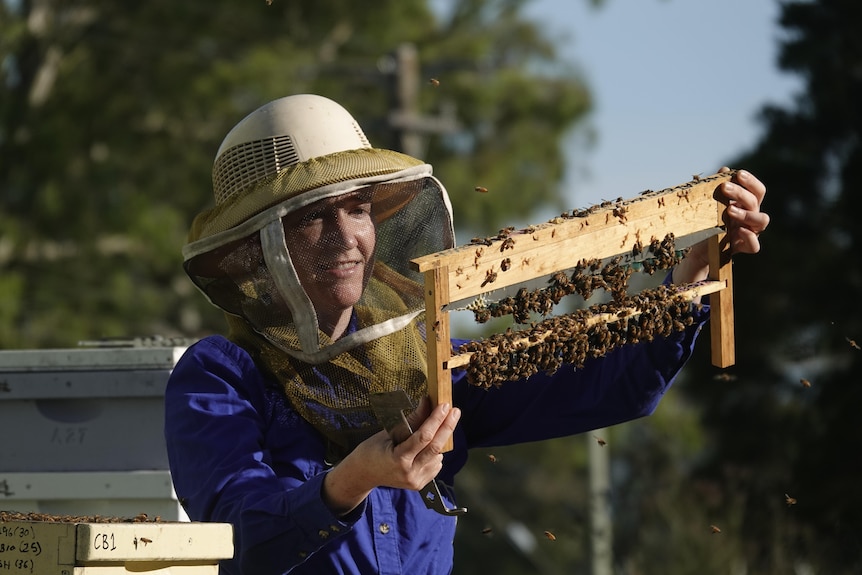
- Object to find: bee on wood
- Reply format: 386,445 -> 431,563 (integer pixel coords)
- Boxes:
500,237 -> 516,251
481,268 -> 498,287
500,258 -> 511,272
140,537 -> 153,545
475,186 -> 489,193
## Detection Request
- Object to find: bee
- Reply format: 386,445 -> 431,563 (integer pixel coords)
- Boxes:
482,527 -> 493,535
475,186 -> 489,193
432,320 -> 441,341
593,435 -> 607,447
657,197 -> 666,208
500,237 -> 516,251
800,378 -> 811,388
543,530 -> 556,541
500,258 -> 511,272
692,173 -> 702,182
481,268 -> 498,287
710,525 -> 721,534
488,454 -> 497,463
847,337 -> 861,350
713,372 -> 737,382
785,493 -> 797,506
140,537 -> 153,545
429,78 -> 440,87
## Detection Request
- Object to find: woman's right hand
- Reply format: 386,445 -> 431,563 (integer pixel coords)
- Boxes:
322,397 -> 461,517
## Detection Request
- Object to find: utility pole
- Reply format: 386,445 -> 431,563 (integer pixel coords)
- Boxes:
387,43 -> 459,158
589,429 -> 613,575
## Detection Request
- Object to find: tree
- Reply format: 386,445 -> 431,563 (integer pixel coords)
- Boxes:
680,0 -> 862,572
0,0 -> 590,349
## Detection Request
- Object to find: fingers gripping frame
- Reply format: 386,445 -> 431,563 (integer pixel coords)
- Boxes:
412,172 -> 736,453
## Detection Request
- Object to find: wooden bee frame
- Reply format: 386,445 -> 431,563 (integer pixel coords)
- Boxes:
411,172 -> 735,452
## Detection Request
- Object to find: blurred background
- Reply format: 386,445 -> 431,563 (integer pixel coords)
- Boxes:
1,0 -> 860,573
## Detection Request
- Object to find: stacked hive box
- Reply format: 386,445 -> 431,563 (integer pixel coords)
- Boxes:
0,343 -> 190,521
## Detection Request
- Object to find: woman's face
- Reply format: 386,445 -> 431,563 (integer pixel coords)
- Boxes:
284,189 -> 376,336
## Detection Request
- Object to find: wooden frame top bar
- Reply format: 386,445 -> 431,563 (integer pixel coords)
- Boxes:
411,172 -> 731,302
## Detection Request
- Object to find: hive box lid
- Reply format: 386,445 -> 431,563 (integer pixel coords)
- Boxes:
0,346 -> 189,373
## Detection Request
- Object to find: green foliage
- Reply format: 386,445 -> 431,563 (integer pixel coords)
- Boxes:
0,0 -> 591,349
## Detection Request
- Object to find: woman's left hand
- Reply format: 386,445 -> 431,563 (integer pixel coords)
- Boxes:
673,168 -> 770,284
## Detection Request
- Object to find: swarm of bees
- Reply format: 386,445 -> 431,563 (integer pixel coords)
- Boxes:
455,232 -> 699,388
0,510 -> 162,523
459,283 -> 698,388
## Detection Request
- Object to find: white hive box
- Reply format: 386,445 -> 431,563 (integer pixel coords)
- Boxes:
0,344 -> 191,521
0,345 -> 187,472
0,516 -> 233,574
0,471 -> 188,522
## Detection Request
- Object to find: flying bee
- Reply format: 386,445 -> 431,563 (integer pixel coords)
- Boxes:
429,78 -> 440,87
593,435 -> 607,447
140,537 -> 153,545
785,493 -> 797,506
475,186 -> 489,193
800,378 -> 811,388
482,527 -> 493,535
543,530 -> 556,541
847,337 -> 861,350
710,525 -> 721,534
488,454 -> 497,463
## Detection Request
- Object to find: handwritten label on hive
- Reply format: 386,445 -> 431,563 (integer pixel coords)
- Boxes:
0,521 -> 74,575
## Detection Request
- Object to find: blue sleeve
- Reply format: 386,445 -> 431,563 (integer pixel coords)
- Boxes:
452,282 -> 710,448
164,336 -> 365,575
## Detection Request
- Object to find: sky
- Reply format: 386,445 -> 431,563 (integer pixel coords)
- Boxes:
523,0 -> 802,209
